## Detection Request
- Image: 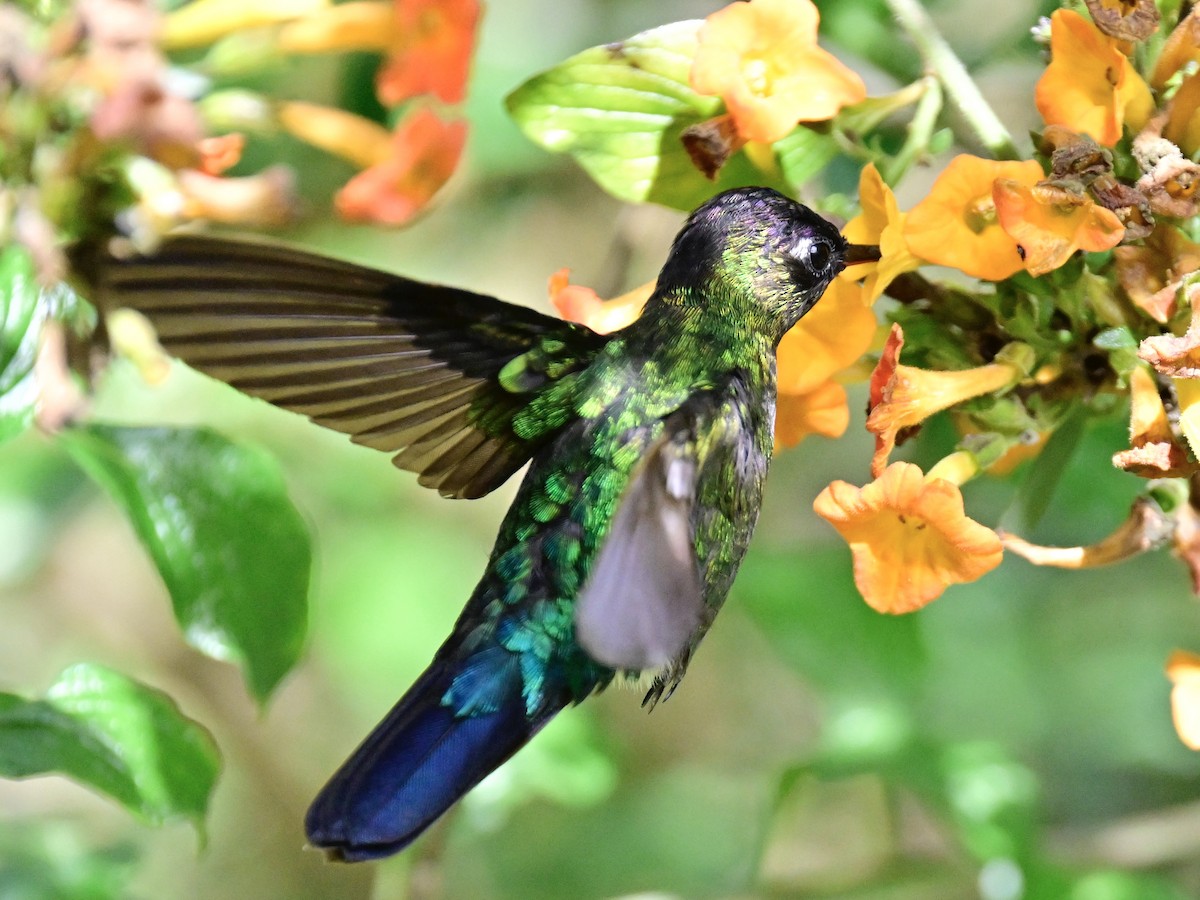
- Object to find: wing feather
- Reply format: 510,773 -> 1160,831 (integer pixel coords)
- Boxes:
89,235 -> 607,498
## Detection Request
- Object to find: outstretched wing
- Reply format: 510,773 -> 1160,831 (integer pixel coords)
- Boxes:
574,376 -> 770,673
90,236 -> 608,499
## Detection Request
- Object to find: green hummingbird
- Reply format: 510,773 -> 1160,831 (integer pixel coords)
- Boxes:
89,186 -> 878,860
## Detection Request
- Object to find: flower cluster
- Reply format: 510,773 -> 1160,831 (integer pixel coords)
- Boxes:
543,2 -> 1200,754
0,0 -> 479,266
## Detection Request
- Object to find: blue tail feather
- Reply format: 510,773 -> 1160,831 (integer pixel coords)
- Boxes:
305,662 -> 563,861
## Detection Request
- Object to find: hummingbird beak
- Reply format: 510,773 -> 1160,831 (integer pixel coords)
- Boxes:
843,243 -> 882,266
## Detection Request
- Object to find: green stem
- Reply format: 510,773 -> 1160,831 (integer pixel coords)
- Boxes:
879,76 -> 943,184
883,0 -> 1020,160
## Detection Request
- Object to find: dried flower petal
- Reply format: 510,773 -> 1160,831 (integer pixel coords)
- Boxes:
1001,496 -> 1172,566
1115,226 -> 1200,322
993,179 -> 1124,276
1084,0 -> 1159,42
1140,289 -> 1200,377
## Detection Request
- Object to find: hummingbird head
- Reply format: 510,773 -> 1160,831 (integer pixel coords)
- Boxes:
654,187 -> 878,342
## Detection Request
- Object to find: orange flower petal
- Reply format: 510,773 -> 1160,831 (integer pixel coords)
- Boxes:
1035,9 -> 1152,146
335,108 -> 467,226
377,0 -> 480,106
1152,7 -> 1200,89
775,379 -> 849,451
277,1 -> 394,53
842,163 -> 920,301
1167,650 -> 1200,750
904,155 -> 1044,281
548,270 -> 653,334
777,277 -> 876,397
813,462 -> 1003,614
993,179 -> 1124,276
691,0 -> 865,143
1166,72 -> 1200,159
866,323 -> 1021,478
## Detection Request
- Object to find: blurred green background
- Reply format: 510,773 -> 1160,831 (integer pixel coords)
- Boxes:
5,0 -> 1200,897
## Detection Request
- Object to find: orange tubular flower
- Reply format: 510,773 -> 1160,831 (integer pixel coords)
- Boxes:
1166,73 -> 1200,159
774,277 -> 876,451
777,277 -> 876,397
813,461 -> 1003,614
335,108 -> 467,226
277,1 -> 393,53
841,163 -> 920,302
867,324 -> 1024,478
548,271 -> 655,335
377,0 -> 480,106
775,379 -> 849,450
1035,9 -> 1153,147
277,100 -> 393,168
162,0 -> 327,49
1167,650 -> 1200,751
904,155 -> 1044,281
691,0 -> 866,144
993,179 -> 1125,277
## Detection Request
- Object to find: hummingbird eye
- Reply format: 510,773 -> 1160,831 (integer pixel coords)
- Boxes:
790,236 -> 835,275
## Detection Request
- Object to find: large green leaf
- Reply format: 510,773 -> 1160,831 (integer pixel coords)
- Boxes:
506,21 -> 783,210
59,424 -> 310,701
0,245 -> 44,446
0,664 -> 219,830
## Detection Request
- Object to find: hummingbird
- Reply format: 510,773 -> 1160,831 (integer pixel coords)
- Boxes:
88,186 -> 879,861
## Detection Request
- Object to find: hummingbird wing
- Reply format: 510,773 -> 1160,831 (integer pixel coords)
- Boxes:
90,236 -> 607,499
574,387 -> 749,672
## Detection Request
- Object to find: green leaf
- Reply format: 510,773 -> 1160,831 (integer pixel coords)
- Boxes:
774,125 -> 840,195
0,664 -> 219,830
59,424 -> 310,701
0,245 -> 44,446
505,21 -> 780,210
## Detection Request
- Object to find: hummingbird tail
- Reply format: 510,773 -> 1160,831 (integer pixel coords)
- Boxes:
305,663 -> 563,861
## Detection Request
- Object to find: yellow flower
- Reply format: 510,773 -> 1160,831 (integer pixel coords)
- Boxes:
992,179 -> 1125,277
1035,9 -> 1152,147
277,101 -> 393,168
1166,650 -> 1200,751
1151,7 -> 1200,89
777,277 -> 876,397
547,271 -> 654,334
1165,72 -> 1200,159
163,0 -> 327,49
841,163 -> 920,302
866,324 -> 1023,478
774,379 -> 849,450
276,1 -> 392,53
691,0 -> 866,144
904,155 -> 1044,281
813,461 -> 1003,614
